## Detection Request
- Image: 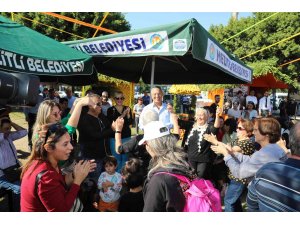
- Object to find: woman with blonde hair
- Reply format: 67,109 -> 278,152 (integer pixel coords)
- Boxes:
107,91 -> 133,172
32,97 -> 93,145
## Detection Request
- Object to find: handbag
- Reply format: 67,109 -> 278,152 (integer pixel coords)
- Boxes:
1,141 -> 21,183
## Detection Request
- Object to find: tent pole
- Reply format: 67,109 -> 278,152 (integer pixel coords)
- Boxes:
150,56 -> 155,103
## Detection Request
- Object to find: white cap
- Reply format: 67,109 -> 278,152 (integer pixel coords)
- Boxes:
138,121 -> 170,145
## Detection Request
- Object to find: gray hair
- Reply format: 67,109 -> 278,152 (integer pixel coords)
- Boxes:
141,109 -> 159,126
289,122 -> 300,156
147,134 -> 190,177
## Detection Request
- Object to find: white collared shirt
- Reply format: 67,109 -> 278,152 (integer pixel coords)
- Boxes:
259,96 -> 272,112
139,102 -> 173,130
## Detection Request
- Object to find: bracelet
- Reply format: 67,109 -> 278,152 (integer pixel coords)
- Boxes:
115,131 -> 121,133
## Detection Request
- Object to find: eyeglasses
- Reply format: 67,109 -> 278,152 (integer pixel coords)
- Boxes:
237,127 -> 245,131
115,97 -> 125,100
51,111 -> 61,118
44,123 -> 66,144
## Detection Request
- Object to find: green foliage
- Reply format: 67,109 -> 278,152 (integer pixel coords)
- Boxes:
1,12 -> 131,42
209,12 -> 300,89
138,79 -> 150,93
173,95 -> 181,113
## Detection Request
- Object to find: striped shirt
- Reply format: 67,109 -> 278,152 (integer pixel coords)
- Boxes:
246,158 -> 300,212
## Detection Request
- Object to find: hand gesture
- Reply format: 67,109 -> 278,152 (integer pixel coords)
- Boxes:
73,160 -> 93,185
115,117 -> 124,131
216,106 -> 222,116
203,133 -> 218,145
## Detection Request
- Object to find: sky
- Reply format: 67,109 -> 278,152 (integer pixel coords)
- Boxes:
125,12 -> 253,31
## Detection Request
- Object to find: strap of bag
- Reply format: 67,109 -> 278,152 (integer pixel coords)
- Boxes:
155,171 -> 191,186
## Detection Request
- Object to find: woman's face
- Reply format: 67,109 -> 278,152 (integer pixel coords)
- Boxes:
49,133 -> 73,162
114,94 -> 125,106
48,106 -> 61,123
236,122 -> 248,139
253,122 -> 267,144
233,102 -> 239,109
247,104 -> 253,110
219,119 -> 224,128
223,124 -> 230,133
196,111 -> 208,125
88,97 -> 102,115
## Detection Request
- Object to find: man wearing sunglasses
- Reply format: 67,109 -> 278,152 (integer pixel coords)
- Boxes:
139,87 -> 173,130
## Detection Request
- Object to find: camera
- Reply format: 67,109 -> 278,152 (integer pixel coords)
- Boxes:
0,70 -> 40,106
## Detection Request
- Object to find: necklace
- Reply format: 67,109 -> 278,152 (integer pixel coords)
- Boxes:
185,123 -> 208,152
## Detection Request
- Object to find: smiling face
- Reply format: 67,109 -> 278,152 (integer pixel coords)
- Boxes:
236,122 -> 247,139
48,106 -> 61,123
48,133 -> 73,163
151,88 -> 163,106
195,110 -> 208,126
114,93 -> 125,106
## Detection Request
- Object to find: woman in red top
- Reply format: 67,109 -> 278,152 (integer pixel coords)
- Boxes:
20,124 -> 95,212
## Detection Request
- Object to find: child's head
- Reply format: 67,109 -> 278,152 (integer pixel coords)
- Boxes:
103,156 -> 118,175
121,158 -> 144,189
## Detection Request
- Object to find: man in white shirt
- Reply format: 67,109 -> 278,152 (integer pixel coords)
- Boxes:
246,90 -> 258,108
0,116 -> 27,211
139,87 -> 173,130
259,91 -> 272,117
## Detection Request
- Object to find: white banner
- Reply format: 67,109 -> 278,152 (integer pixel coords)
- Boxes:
205,38 -> 252,82
69,31 -> 169,56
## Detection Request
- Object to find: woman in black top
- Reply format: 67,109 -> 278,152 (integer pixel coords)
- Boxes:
184,107 -> 221,180
107,91 -> 133,172
77,94 -> 116,181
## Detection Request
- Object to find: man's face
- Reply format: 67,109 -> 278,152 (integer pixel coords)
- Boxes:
151,88 -> 163,105
215,96 -> 220,103
264,91 -> 269,97
66,90 -> 72,98
101,93 -> 108,103
1,122 -> 11,138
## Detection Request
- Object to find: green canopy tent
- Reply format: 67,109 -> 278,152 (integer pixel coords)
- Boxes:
0,16 -> 97,85
65,18 -> 252,86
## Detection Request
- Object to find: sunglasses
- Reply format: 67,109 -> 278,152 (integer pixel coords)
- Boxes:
44,123 -> 66,144
96,102 -> 102,107
115,97 -> 125,100
237,127 -> 245,131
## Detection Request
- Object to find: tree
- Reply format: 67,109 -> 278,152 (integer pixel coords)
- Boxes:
1,12 -> 131,42
209,12 -> 300,88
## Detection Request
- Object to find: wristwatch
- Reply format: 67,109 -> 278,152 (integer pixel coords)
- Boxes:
115,130 -> 121,133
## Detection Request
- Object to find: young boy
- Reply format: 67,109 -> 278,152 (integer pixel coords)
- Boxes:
118,158 -> 144,212
97,156 -> 122,212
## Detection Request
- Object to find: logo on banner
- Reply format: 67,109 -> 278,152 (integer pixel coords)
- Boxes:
209,43 -> 215,60
150,34 -> 164,50
173,39 -> 187,51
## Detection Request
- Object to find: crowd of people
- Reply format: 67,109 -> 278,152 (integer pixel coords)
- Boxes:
0,86 -> 299,212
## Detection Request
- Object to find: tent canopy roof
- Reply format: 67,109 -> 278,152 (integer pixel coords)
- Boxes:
65,18 -> 252,85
